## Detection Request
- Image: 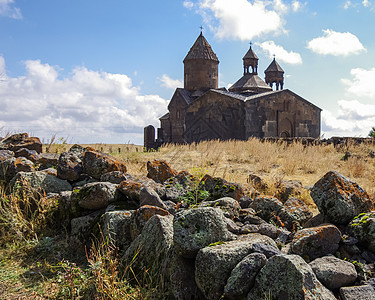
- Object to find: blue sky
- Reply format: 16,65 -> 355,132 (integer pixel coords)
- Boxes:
1,0 -> 375,144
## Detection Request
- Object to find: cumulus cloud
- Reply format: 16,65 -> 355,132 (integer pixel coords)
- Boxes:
159,74 -> 183,90
322,100 -> 375,137
307,29 -> 366,56
0,57 -> 168,144
292,0 -> 303,12
257,41 -> 302,64
341,67 -> 375,98
185,0 -> 288,41
0,0 -> 22,19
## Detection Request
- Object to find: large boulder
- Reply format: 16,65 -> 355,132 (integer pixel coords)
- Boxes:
199,197 -> 241,219
173,207 -> 233,258
57,148 -> 84,181
146,160 -> 177,183
200,174 -> 244,201
340,285 -> 375,300
274,179 -> 304,202
102,210 -> 133,250
309,256 -> 357,290
74,182 -> 118,210
247,254 -> 336,299
349,212 -> 375,252
195,234 -> 277,300
83,149 -> 127,179
250,195 -> 306,230
117,177 -> 165,202
0,149 -> 14,162
290,224 -> 342,260
123,215 -> 174,280
224,252 -> 267,300
0,133 -> 42,153
0,157 -> 35,183
311,171 -> 374,224
14,148 -> 39,162
35,153 -> 59,170
139,187 -> 168,211
11,171 -> 72,195
129,205 -> 170,240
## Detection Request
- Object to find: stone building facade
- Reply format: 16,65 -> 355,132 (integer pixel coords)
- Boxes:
144,33 -> 321,148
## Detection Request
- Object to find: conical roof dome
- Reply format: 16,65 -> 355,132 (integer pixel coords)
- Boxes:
265,58 -> 284,73
243,46 -> 258,60
183,32 -> 219,62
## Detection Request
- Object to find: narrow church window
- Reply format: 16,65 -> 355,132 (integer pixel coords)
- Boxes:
177,111 -> 180,119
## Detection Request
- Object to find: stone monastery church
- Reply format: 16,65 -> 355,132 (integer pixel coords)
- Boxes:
144,32 -> 321,148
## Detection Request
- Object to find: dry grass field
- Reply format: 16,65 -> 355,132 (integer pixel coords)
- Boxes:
45,138 -> 375,198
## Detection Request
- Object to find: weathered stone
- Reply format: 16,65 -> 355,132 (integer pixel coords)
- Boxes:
195,233 -> 277,300
100,171 -> 128,184
283,197 -> 313,227
251,242 -> 281,258
57,191 -> 81,229
247,174 -> 267,191
247,254 -> 336,300
0,157 -> 35,183
309,256 -> 357,290
75,182 -> 118,210
226,218 -> 242,234
274,179 -> 303,202
199,197 -> 241,219
200,174 -> 244,201
146,160 -> 177,183
123,215 -> 174,280
139,186 -> 168,210
14,148 -> 38,162
70,210 -> 104,243
164,171 -> 196,202
130,205 -> 170,240
117,177 -> 165,202
290,224 -> 342,260
224,252 -> 267,300
83,149 -> 127,179
340,285 -> 375,300
257,222 -> 280,239
250,195 -> 302,230
102,210 -> 133,250
57,151 -> 83,181
173,207 -> 233,258
247,255 -> 336,300
0,133 -> 42,153
0,149 -> 14,162
35,153 -> 59,170
311,171 -> 374,224
11,171 -> 72,195
349,212 -> 375,252
41,168 -> 57,177
169,254 -> 203,300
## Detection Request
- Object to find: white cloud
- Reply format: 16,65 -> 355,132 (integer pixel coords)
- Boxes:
183,1 -> 194,9
292,0 -> 302,12
257,41 -> 302,65
342,67 -> 375,98
344,0 -> 353,9
307,29 -> 366,56
273,0 -> 288,13
159,74 -> 183,90
363,0 -> 370,7
0,57 -> 168,144
322,100 -> 375,137
187,0 -> 286,41
0,0 -> 22,19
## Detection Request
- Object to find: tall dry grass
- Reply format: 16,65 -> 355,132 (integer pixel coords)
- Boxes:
45,138 -> 375,196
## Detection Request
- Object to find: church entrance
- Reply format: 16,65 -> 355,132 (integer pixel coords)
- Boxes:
278,117 -> 293,138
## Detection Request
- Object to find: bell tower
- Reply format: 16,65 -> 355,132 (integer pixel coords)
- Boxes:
183,32 -> 219,91
243,43 -> 259,75
265,57 -> 284,90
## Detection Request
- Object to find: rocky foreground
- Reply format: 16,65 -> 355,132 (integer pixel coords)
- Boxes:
1,133 -> 375,299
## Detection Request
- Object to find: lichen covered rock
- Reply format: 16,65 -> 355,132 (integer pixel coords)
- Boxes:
173,207 -> 233,258
309,256 -> 357,290
349,212 -> 375,252
146,160 -> 177,183
102,210 -> 133,250
57,150 -> 84,181
83,149 -> 127,179
0,133 -> 42,153
74,182 -> 118,210
195,234 -> 277,300
311,171 -> 374,224
290,224 -> 342,260
224,252 -> 267,300
247,254 -> 336,299
200,174 -> 244,201
199,197 -> 241,219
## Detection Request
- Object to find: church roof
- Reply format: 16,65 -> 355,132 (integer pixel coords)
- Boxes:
183,32 -> 219,62
265,58 -> 284,73
229,74 -> 272,93
243,46 -> 258,60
